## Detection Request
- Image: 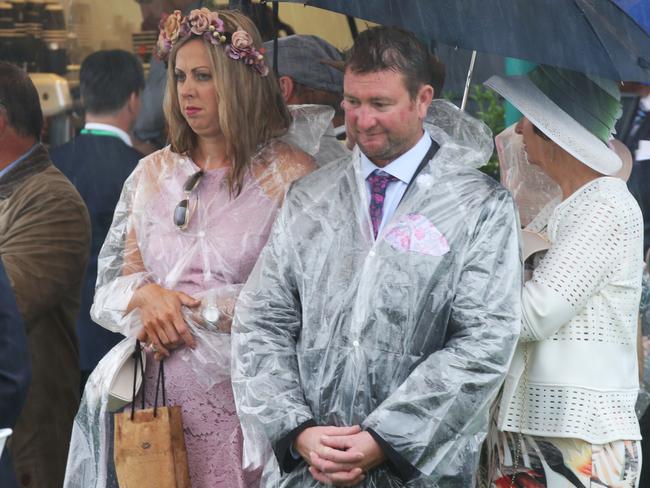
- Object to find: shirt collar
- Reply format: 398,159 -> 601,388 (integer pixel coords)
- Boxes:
361,132 -> 432,183
0,143 -> 39,180
84,122 -> 133,147
640,94 -> 650,112
636,140 -> 650,161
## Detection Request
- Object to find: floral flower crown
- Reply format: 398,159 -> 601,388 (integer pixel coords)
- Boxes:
154,8 -> 269,77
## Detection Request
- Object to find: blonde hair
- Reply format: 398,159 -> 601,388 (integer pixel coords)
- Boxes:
164,10 -> 292,195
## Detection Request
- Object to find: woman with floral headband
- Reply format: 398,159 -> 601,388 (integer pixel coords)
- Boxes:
63,8 -> 321,488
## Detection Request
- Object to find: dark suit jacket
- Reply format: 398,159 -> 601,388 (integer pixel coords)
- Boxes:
616,94 -> 640,146
620,96 -> 650,255
628,159 -> 650,256
623,97 -> 650,156
51,133 -> 142,374
0,260 -> 30,488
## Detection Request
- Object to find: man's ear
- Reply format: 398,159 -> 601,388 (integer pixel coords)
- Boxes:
278,76 -> 294,103
417,84 -> 434,119
127,91 -> 141,116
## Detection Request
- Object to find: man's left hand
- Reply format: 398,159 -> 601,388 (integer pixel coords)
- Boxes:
308,431 -> 386,486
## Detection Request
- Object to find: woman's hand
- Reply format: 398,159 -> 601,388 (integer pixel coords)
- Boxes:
129,283 -> 200,357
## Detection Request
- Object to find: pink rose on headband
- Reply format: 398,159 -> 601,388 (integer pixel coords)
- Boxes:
155,10 -> 183,60
231,29 -> 254,50
188,8 -> 212,35
162,10 -> 182,43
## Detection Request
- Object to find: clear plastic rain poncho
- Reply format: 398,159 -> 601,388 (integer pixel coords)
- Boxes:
63,105 -> 335,488
495,123 -> 561,231
232,99 -> 523,487
495,124 -> 635,233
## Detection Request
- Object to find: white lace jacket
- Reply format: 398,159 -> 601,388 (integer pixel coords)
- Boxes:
499,176 -> 644,444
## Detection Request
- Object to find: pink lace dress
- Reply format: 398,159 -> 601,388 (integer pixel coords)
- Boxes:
113,144 -> 312,487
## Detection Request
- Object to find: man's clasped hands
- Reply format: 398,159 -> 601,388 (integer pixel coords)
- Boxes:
295,425 -> 387,486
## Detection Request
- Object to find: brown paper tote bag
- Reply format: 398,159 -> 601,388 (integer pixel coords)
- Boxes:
114,341 -> 191,488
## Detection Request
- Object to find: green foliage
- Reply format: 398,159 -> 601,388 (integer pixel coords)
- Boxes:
444,86 -> 505,180
470,85 -> 505,180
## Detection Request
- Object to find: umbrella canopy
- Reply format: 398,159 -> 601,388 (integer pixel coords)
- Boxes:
278,0 -> 650,82
614,0 -> 650,34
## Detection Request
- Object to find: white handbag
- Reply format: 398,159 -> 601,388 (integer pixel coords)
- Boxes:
522,229 -> 550,261
107,341 -> 147,412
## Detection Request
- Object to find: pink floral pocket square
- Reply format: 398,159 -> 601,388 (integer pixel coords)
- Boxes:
385,214 -> 450,256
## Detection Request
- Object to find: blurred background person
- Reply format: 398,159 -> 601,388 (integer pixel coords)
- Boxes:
132,0 -> 200,153
262,34 -> 349,166
0,61 -> 90,488
620,82 -> 650,255
51,49 -> 145,391
0,260 -> 30,488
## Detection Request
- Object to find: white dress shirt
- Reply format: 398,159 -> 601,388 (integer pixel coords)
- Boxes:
360,132 -> 432,236
84,122 -> 133,147
634,95 -> 650,161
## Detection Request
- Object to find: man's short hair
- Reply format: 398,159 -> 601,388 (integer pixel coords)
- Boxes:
0,61 -> 43,140
345,26 -> 433,99
80,50 -> 144,115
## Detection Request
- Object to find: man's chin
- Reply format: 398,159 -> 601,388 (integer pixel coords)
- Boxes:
357,142 -> 388,160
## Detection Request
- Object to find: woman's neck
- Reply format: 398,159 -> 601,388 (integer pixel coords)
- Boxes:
549,152 -> 603,200
191,134 -> 230,171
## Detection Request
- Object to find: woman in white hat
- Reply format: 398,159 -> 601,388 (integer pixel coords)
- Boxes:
483,65 -> 644,487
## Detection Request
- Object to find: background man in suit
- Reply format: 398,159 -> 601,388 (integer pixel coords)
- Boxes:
132,0 -> 199,153
262,34 -> 350,166
0,61 -> 90,488
0,260 -> 30,488
621,83 -> 650,255
51,50 -> 144,389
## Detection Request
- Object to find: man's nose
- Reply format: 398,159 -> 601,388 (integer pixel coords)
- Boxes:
356,106 -> 376,131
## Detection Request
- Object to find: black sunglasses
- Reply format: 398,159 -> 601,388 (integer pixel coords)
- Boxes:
173,170 -> 204,230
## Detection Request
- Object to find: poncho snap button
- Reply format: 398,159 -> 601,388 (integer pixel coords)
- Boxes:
353,340 -> 359,347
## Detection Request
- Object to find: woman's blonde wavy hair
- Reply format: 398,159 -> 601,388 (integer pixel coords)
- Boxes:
164,9 -> 292,196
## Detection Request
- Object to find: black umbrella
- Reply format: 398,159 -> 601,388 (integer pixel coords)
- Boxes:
614,0 -> 650,34
276,0 -> 650,83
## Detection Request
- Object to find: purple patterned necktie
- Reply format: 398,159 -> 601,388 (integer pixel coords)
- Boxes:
367,169 -> 399,238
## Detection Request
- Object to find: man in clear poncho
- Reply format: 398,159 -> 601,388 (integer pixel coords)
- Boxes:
232,26 -> 522,487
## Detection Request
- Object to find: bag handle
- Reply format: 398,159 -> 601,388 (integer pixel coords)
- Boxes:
129,340 -> 168,420
130,340 -> 146,420
153,359 -> 167,417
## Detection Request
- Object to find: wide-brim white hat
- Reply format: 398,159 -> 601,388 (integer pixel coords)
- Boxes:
485,65 -> 622,175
